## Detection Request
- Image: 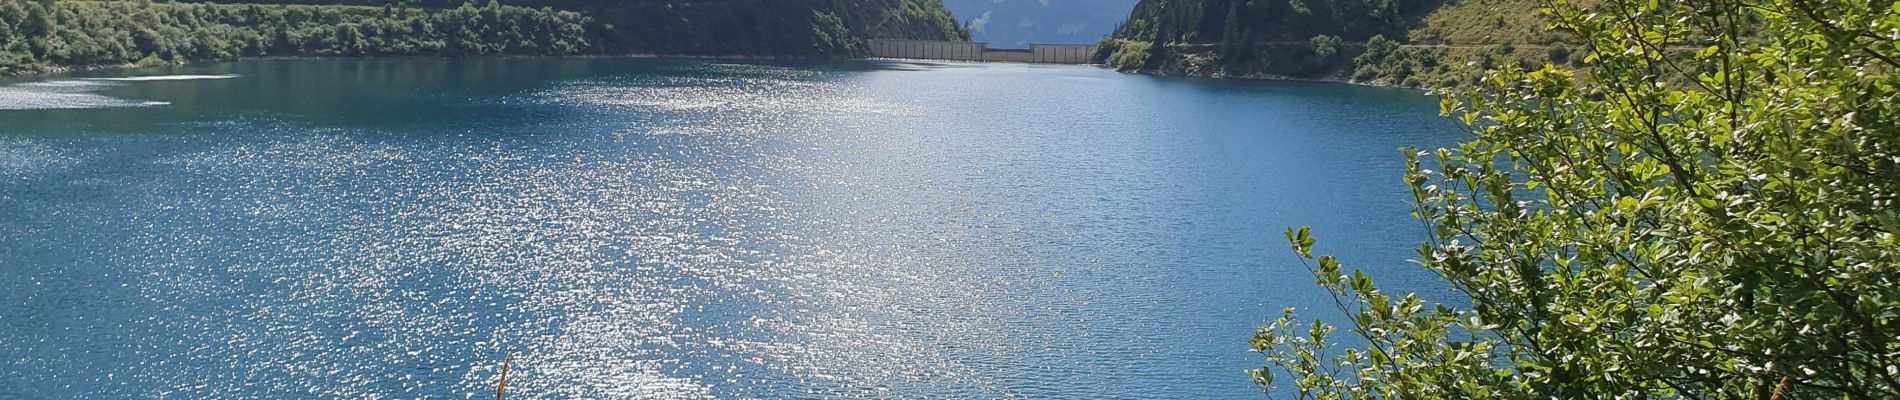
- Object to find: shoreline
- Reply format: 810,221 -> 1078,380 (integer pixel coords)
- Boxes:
27,62 -> 145,77
1118,67 -> 1420,91
7,53 -> 1421,93
1,53 -> 843,79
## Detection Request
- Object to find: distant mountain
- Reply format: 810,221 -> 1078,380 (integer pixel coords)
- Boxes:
943,0 -> 1140,48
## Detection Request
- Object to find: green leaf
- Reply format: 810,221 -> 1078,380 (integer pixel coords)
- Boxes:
1252,0 -> 1900,395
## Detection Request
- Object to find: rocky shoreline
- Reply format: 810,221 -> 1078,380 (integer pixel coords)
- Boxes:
1118,65 -> 1418,91
0,53 -> 855,79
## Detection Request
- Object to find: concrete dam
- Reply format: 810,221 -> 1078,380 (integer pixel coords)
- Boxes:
867,40 -> 1098,64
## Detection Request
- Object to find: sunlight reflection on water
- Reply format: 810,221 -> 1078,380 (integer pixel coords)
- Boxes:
0,59 -> 1458,399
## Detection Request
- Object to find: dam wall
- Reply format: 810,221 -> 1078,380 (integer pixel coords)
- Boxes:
867,40 -> 1097,64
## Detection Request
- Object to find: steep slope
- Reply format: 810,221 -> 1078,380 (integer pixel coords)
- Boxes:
0,0 -> 595,75
0,0 -> 967,75
942,0 -> 1138,47
1100,0 -> 1574,88
831,0 -> 971,45
169,0 -> 970,55
507,0 -> 967,56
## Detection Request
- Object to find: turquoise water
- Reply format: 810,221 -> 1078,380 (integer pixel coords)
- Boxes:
0,59 -> 1461,398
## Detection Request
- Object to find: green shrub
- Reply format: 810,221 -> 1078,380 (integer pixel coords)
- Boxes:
1354,34 -> 1397,68
810,11 -> 856,56
1546,44 -> 1570,64
1352,64 -> 1378,81
1107,39 -> 1152,72
1309,34 -> 1341,59
132,53 -> 167,67
1254,0 -> 1900,397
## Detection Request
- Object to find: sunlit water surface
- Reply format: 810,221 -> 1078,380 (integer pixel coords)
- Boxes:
0,59 -> 1461,399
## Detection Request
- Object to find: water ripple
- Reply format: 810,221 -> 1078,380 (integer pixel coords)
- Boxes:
0,59 -> 1458,399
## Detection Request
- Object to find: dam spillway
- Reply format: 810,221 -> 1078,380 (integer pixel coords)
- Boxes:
867,40 -> 1098,64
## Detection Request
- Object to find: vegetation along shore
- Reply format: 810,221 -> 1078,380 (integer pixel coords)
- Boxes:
0,0 -> 967,76
1097,0 -> 1593,89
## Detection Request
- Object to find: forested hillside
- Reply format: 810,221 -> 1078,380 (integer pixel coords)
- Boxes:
1099,0 -> 1575,88
0,0 -> 967,75
163,0 -> 969,55
0,0 -> 589,75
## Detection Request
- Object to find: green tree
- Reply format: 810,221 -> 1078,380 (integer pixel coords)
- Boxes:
21,1 -> 52,37
1145,3 -> 1172,70
808,10 -> 852,56
1219,2 -> 1243,65
1309,34 -> 1341,59
1353,34 -> 1396,69
1253,0 -> 1900,397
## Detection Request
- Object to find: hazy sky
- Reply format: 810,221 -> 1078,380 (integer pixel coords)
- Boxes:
941,0 -> 1143,48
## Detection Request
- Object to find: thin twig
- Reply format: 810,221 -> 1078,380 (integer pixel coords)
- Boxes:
1770,376 -> 1790,400
496,352 -> 514,400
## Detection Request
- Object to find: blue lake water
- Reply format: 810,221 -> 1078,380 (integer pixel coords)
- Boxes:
0,58 -> 1462,398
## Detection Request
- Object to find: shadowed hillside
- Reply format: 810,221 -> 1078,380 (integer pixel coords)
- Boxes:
574,0 -> 968,56
184,0 -> 972,55
1100,0 -> 1576,88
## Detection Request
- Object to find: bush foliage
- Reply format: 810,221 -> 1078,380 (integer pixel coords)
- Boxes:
1255,0 -> 1900,397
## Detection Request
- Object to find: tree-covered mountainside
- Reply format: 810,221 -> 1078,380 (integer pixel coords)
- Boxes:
0,0 -> 967,75
168,0 -> 969,55
0,0 -> 590,75
942,0 -> 1138,48
1100,0 -> 1574,88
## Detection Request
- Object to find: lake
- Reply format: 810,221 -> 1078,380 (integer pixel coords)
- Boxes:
0,58 -> 1462,398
